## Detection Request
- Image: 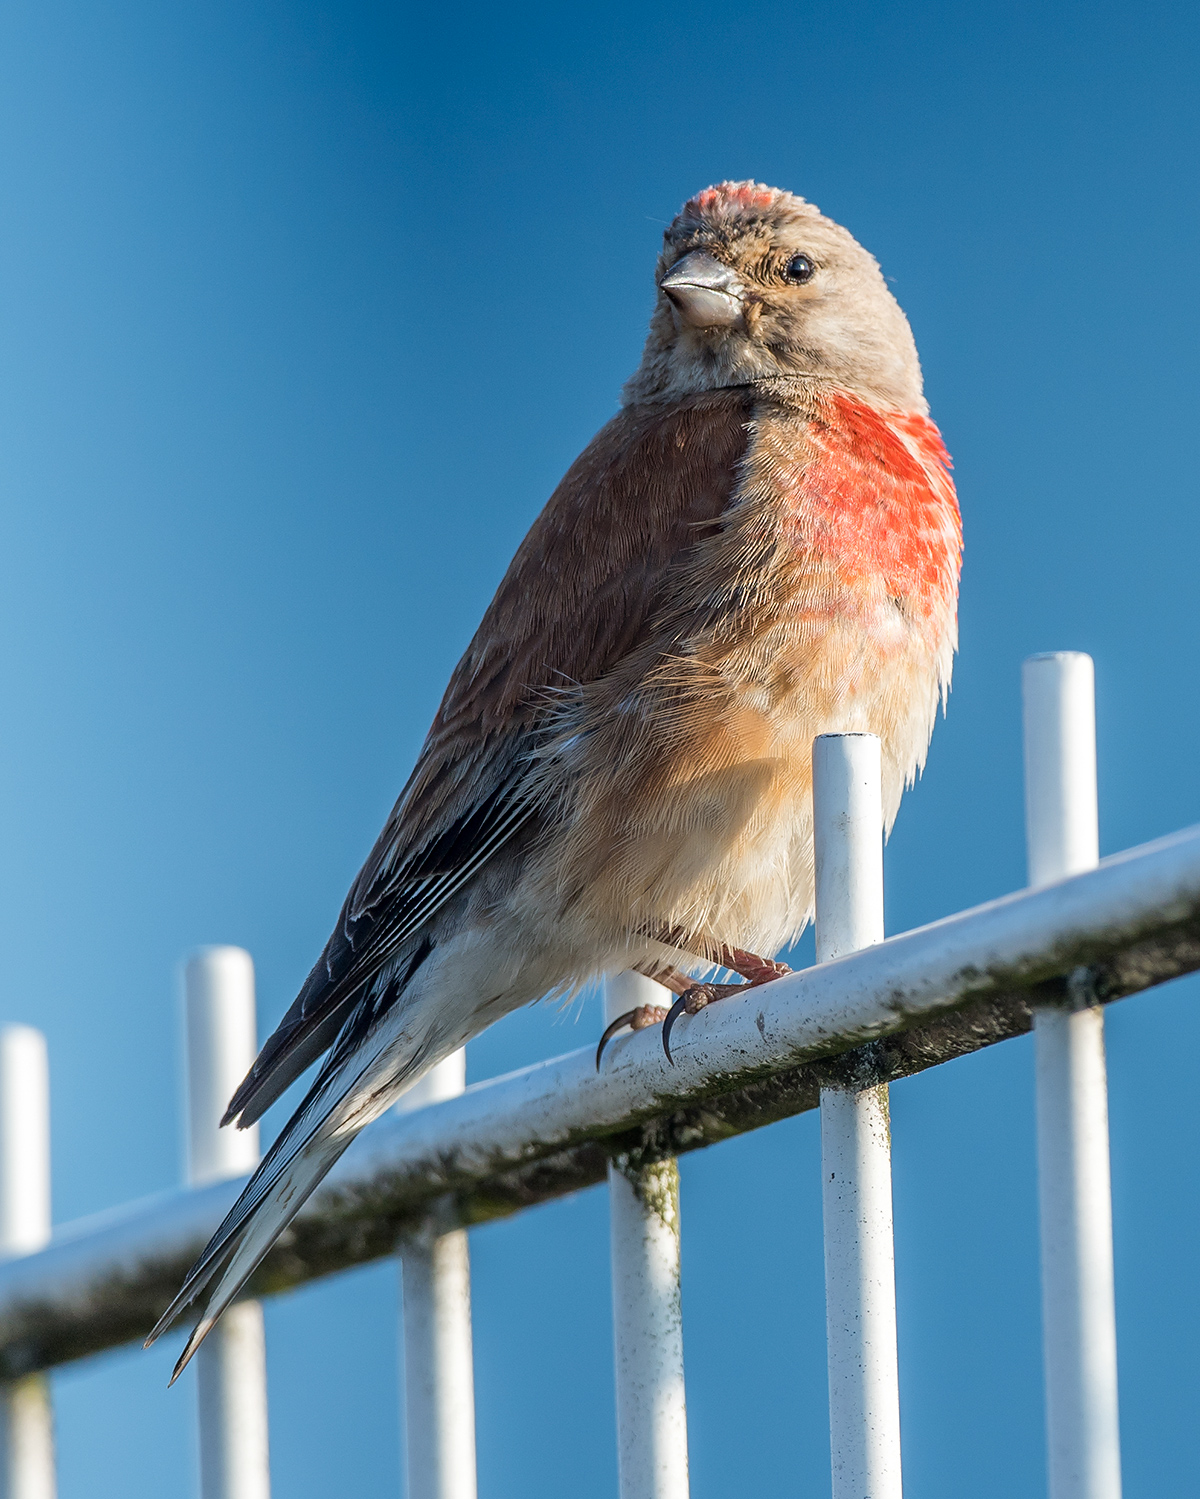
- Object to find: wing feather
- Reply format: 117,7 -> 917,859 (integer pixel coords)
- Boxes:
222,388 -> 754,1128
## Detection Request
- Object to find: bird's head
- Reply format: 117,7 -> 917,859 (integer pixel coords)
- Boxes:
623,181 -> 925,414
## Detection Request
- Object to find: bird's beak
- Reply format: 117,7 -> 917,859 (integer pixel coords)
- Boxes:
660,251 -> 745,329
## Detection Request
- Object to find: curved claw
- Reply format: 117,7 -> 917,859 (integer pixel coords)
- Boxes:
661,994 -> 689,1065
662,982 -> 748,1064
596,1005 -> 669,1070
596,1010 -> 639,1071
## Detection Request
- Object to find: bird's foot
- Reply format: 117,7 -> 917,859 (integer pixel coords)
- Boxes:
661,949 -> 793,1064
595,1004 -> 670,1071
660,982 -> 746,1063
595,949 -> 792,1069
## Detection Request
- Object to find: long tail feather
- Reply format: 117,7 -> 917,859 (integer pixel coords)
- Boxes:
164,1124 -> 351,1383
148,1021 -> 426,1381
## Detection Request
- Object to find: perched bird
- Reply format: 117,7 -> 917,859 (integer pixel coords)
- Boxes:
149,180 -> 961,1379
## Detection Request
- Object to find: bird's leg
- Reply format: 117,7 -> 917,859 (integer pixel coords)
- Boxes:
660,945 -> 792,1065
713,945 -> 792,986
632,960 -> 696,995
637,925 -> 793,989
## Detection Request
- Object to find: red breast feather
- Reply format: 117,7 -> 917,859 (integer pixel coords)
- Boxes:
791,389 -> 961,625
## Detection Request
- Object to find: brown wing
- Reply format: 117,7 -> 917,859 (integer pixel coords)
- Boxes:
223,387 -> 753,1126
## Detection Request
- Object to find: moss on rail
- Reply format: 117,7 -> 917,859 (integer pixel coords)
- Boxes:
3,892 -> 1200,1377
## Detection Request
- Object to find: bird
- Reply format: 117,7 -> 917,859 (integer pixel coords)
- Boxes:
148,180 -> 961,1381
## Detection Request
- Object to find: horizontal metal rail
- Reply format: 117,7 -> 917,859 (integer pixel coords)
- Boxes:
5,822 -> 1200,1377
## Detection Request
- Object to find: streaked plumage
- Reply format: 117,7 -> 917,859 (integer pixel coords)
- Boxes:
149,181 -> 961,1379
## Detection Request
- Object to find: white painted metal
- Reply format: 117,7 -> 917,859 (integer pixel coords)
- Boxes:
0,1377 -> 54,1499
0,1026 -> 55,1499
184,949 -> 271,1499
604,972 -> 689,1499
1023,653 -> 1099,889
0,1030 -> 51,1260
813,734 -> 902,1499
813,734 -> 886,966
1034,1010 -> 1120,1499
396,1052 -> 477,1499
1023,654 -> 1122,1499
2,817 -> 1200,1360
194,1304 -> 271,1499
185,948 -> 260,1188
819,1087 -> 900,1499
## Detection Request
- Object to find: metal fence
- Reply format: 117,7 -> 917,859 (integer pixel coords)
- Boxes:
1,650 -> 1188,1498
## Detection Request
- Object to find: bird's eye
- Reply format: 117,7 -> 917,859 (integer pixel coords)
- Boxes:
784,254 -> 815,283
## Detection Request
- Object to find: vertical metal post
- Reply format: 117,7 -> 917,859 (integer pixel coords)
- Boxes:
0,1025 -> 55,1499
1023,652 -> 1121,1499
396,1051 -> 477,1499
813,733 -> 902,1499
605,972 -> 690,1499
184,947 -> 271,1499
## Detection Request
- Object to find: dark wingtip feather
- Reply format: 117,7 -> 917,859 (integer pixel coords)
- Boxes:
168,1324 -> 208,1385
145,1303 -> 179,1349
145,1280 -> 200,1350
221,1068 -> 257,1128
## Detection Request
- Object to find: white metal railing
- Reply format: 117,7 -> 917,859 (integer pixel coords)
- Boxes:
813,733 -> 902,1499
1025,653 -> 1121,1499
396,1052 -> 477,1499
184,948 -> 272,1499
0,652 -> 1189,1496
604,971 -> 689,1499
0,1026 -> 54,1499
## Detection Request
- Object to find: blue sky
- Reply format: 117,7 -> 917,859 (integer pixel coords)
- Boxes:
2,1 -> 1199,1494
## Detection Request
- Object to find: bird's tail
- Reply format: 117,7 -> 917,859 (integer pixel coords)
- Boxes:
146,1037 -> 425,1384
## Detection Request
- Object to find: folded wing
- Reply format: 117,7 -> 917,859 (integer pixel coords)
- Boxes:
148,388 -> 754,1376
